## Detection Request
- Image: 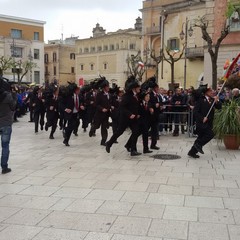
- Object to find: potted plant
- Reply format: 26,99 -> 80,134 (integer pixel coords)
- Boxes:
213,99 -> 240,150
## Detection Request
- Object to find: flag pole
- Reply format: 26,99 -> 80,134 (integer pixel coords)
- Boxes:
205,81 -> 226,118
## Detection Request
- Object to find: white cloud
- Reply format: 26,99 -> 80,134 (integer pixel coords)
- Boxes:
0,0 -> 142,41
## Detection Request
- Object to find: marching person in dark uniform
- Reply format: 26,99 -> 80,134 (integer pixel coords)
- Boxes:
61,83 -> 79,146
110,87 -> 124,136
106,78 -> 141,156
89,79 -> 111,146
45,84 -> 59,139
149,83 -> 160,150
138,91 -> 154,153
32,86 -> 46,133
79,87 -> 89,132
24,87 -> 34,122
85,84 -> 97,133
188,87 -> 222,158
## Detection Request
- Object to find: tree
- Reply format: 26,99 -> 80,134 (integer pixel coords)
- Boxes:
163,45 -> 185,89
150,49 -> 163,82
194,16 -> 229,90
0,56 -> 15,77
14,60 -> 37,84
126,51 -> 146,81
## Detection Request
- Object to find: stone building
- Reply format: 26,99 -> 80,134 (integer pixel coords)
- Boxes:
0,14 -> 45,84
141,0 -> 206,89
75,19 -> 142,87
44,37 -> 78,86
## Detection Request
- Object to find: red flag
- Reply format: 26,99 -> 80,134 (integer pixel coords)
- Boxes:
223,53 -> 240,80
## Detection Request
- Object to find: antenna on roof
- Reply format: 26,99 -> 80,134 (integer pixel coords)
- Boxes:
61,24 -> 64,43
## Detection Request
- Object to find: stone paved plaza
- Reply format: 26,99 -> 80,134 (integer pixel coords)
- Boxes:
0,114 -> 240,240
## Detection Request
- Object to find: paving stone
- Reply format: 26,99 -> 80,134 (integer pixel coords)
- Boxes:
0,224 -> 43,240
114,182 -> 149,192
4,208 -> 52,226
147,193 -> 184,206
148,219 -> 188,239
86,189 -> 125,201
52,187 -> 91,199
199,208 -> 235,224
129,203 -> 165,218
111,234 -> 163,240
120,191 -> 149,203
158,185 -> 192,195
84,232 -> 113,240
32,227 -> 87,240
109,216 -> 151,236
188,222 -> 229,240
185,196 -> 224,208
224,198 -> 240,210
92,180 -> 119,190
214,179 -> 238,188
96,200 -> 133,215
228,225 -> 240,240
0,206 -> 21,222
163,206 -> 197,221
193,186 -> 229,198
18,185 -> 60,197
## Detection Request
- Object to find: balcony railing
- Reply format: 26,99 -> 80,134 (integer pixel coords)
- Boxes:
145,26 -> 161,35
186,47 -> 204,59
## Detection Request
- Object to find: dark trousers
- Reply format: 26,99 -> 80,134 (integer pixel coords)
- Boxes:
34,111 -> 45,132
189,125 -> 214,154
64,113 -> 79,142
90,117 -> 109,143
150,120 -> 158,147
46,114 -> 58,137
107,119 -> 139,152
139,122 -> 150,151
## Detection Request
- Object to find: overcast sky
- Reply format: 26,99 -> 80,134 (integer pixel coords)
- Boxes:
0,0 -> 143,42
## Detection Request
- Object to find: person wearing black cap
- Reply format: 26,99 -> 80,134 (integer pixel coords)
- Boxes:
106,79 -> 141,156
188,87 -> 221,158
89,79 -> 111,146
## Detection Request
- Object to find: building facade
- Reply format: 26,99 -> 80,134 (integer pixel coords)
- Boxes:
0,14 -> 45,84
75,21 -> 142,88
44,37 -> 77,86
141,0 -> 207,89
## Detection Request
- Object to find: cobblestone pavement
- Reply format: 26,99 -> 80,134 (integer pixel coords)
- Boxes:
0,114 -> 240,240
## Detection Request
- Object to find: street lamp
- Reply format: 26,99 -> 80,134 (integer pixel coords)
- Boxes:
28,49 -> 33,82
179,17 -> 193,89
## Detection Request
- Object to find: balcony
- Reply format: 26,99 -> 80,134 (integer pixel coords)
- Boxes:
145,26 -> 161,35
186,47 -> 204,59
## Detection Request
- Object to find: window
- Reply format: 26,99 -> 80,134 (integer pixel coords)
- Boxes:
84,47 -> 89,53
34,71 -> 40,84
97,46 -> 102,51
110,44 -> 114,50
45,66 -> 49,75
44,54 -> 49,63
11,47 -> 23,58
53,52 -> 57,62
129,44 -> 136,50
71,67 -> 75,74
103,45 -> 108,51
70,53 -> 75,59
80,64 -> 84,71
54,66 -> 57,75
34,32 -> 39,40
91,47 -> 95,52
11,29 -> 22,39
34,49 -> 40,60
229,8 -> 240,32
116,44 -> 119,50
104,63 -> 108,70
167,38 -> 180,51
90,64 -> 94,71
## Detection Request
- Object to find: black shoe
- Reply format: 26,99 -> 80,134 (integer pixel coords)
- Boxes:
114,141 -> 118,144
2,168 -> 11,174
35,130 -> 38,133
63,139 -> 70,146
49,135 -> 54,139
194,143 -> 204,154
89,131 -> 93,137
40,126 -> 43,131
106,143 -> 111,153
83,128 -> 87,132
131,151 -> 142,156
92,133 -> 96,136
143,150 -> 153,154
45,125 -> 48,131
28,120 -> 34,122
100,141 -> 106,146
150,146 -> 160,150
124,145 -> 131,152
74,133 -> 78,136
188,152 -> 200,158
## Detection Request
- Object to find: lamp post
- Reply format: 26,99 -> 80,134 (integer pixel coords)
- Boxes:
143,48 -> 150,81
28,49 -> 33,82
179,17 -> 193,89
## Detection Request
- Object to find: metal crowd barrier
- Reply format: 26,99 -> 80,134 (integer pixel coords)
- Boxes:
159,105 -> 195,137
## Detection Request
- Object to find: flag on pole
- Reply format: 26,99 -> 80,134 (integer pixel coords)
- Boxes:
223,53 -> 240,80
